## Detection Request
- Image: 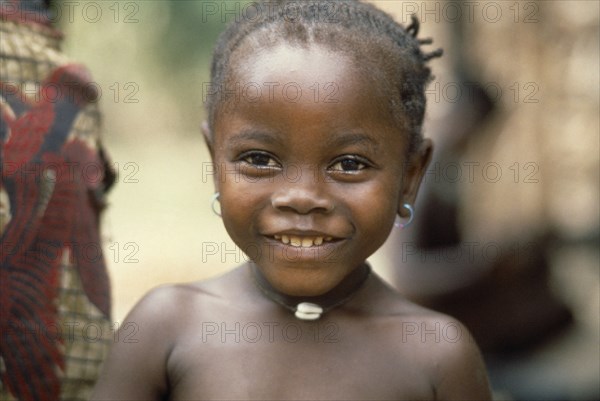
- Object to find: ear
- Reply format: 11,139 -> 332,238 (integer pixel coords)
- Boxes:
398,138 -> 433,217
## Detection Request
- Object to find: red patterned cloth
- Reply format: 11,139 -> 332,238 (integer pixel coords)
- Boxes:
1,1 -> 114,399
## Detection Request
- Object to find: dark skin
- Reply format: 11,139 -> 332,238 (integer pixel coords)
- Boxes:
91,44 -> 491,401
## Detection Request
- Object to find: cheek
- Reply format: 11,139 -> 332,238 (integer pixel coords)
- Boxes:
218,176 -> 268,244
342,179 -> 398,236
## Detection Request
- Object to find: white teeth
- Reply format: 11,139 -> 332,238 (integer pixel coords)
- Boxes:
274,235 -> 327,247
290,236 -> 302,247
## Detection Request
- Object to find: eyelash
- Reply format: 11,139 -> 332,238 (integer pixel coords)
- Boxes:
237,151 -> 372,175
328,155 -> 370,173
239,151 -> 281,169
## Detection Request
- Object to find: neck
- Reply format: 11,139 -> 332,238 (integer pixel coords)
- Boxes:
250,263 -> 371,320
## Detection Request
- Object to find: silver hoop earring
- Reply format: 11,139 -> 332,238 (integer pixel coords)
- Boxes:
211,192 -> 221,217
395,203 -> 414,229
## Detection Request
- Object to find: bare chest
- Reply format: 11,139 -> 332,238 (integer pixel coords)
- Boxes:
166,321 -> 434,401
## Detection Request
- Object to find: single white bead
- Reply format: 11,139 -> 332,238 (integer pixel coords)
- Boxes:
295,310 -> 321,320
295,302 -> 323,320
296,302 -> 323,313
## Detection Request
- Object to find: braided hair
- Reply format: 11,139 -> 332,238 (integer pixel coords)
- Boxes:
206,0 -> 442,154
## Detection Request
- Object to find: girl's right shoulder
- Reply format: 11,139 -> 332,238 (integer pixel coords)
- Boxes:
127,267 -> 245,332
132,281 -> 218,321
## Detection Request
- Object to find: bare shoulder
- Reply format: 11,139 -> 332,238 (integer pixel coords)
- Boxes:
91,274 -> 232,401
133,266 -> 242,318
134,280 -> 222,319
409,311 -> 491,401
370,282 -> 492,400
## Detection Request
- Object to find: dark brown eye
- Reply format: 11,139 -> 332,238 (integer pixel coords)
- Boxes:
242,152 -> 279,167
330,157 -> 367,172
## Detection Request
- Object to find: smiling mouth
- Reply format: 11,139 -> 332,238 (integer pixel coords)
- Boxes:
272,234 -> 335,248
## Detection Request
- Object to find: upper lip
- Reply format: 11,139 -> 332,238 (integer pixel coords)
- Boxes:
265,229 -> 342,239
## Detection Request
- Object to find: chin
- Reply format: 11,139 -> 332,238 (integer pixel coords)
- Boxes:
265,265 -> 341,296
278,282 -> 330,297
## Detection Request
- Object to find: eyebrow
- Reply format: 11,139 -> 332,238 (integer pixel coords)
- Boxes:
227,129 -> 282,146
325,132 -> 380,153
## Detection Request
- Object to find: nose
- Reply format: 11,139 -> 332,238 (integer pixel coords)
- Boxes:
271,169 -> 334,214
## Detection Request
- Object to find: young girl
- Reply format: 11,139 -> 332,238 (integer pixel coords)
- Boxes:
92,1 -> 491,399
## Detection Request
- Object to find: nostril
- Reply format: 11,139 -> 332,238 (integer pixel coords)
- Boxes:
272,202 -> 333,215
271,190 -> 334,214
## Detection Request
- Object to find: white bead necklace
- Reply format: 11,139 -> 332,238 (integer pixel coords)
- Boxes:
250,263 -> 371,321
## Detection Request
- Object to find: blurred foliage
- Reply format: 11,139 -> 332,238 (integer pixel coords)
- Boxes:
55,0 -> 252,135
160,1 -> 235,73
156,1 -> 235,127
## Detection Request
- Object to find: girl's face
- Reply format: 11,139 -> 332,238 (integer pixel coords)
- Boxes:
205,44 -> 431,296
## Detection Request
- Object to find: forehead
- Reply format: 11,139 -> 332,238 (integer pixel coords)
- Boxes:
217,43 -> 399,136
235,43 -> 351,85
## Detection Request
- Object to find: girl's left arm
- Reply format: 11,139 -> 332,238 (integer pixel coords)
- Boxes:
432,320 -> 492,401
